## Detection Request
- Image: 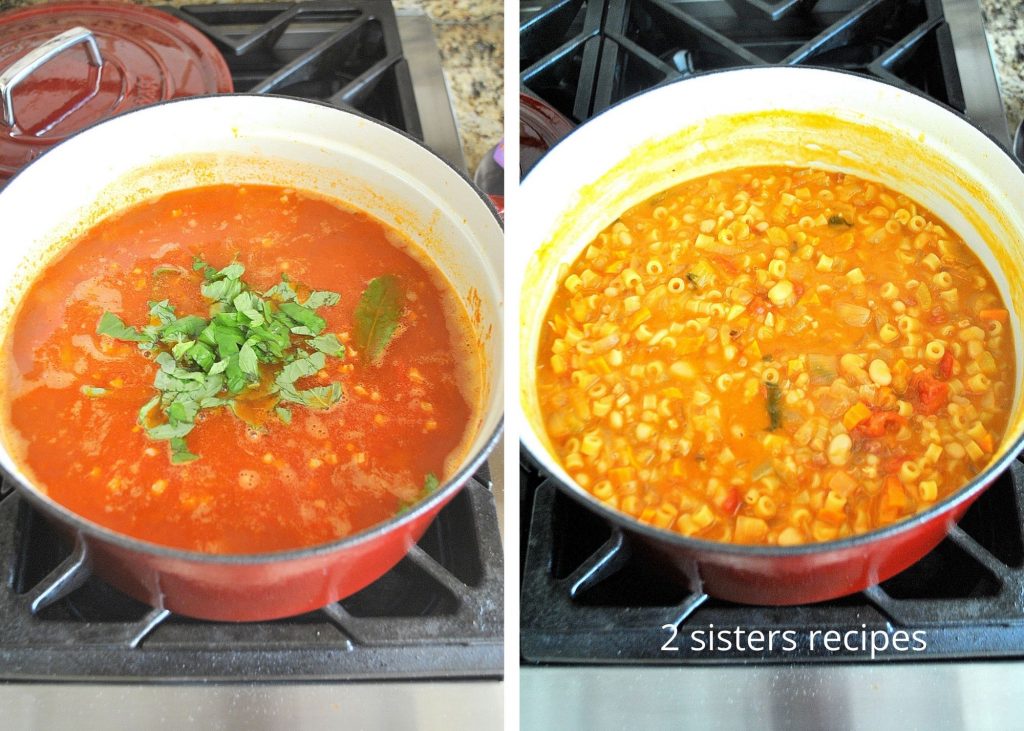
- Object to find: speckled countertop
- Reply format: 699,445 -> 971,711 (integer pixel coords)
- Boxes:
392,0 -> 502,173
0,0 -> 503,173
981,1 -> 1024,140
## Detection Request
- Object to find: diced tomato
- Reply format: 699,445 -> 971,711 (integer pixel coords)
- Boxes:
721,487 -> 741,514
853,411 -> 906,438
910,372 -> 949,415
937,350 -> 955,380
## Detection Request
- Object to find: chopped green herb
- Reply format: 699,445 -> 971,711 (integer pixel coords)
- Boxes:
354,275 -> 403,365
397,472 -> 443,515
169,437 -> 199,464
80,385 -> 107,398
424,472 -> 440,494
98,258 -> 345,463
765,382 -> 782,431
308,333 -> 346,358
96,312 -> 149,343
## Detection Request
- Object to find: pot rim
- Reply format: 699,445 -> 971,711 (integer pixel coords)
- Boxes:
0,92 -> 505,564
520,65 -> 1024,558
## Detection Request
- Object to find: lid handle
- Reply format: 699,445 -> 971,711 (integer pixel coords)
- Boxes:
0,26 -> 103,130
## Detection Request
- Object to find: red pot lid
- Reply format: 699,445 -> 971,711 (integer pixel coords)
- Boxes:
520,91 -> 575,178
0,1 -> 233,182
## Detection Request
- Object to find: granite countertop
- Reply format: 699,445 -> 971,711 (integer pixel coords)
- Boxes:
981,1 -> 1023,143
0,0 -> 503,174
393,1 -> 502,174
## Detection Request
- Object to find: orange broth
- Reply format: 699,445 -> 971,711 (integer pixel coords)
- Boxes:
1,184 -> 480,553
536,166 -> 1015,546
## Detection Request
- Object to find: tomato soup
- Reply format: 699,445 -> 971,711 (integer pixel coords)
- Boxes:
1,184 -> 481,553
536,166 -> 1014,546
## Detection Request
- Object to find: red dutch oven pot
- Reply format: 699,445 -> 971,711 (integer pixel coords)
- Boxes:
516,67 -> 1024,605
0,94 -> 503,621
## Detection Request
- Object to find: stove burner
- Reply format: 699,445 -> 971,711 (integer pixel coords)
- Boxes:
162,1 -> 422,137
521,0 -> 964,124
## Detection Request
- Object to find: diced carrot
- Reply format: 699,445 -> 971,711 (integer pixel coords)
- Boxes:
979,308 -> 1009,322
843,401 -> 872,431
884,475 -> 907,509
978,432 -> 994,454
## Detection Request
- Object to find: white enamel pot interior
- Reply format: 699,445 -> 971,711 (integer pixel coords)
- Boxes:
516,66 -> 1024,555
0,93 -> 503,537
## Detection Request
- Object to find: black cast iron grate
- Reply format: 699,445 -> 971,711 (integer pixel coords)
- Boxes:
160,0 -> 422,138
0,470 -> 502,680
520,0 -> 964,124
520,453 -> 1024,663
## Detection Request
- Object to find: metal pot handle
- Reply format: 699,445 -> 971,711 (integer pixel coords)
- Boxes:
0,26 -> 103,130
1014,119 -> 1024,163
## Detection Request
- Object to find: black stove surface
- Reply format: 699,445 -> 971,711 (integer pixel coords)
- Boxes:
163,1 -> 422,137
521,0 -> 964,124
0,1 -> 502,681
519,0 -> 1024,664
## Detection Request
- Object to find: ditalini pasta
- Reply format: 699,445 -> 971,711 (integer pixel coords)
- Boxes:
536,166 -> 1014,546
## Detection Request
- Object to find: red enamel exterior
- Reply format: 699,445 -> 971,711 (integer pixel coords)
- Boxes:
53,490 -> 457,622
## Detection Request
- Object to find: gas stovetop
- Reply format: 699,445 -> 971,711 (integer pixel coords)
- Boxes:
519,0 -> 1022,666
0,1 -> 502,684
521,0 -> 1008,143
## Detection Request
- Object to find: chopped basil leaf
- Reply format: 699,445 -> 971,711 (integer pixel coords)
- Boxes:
294,383 -> 342,409
304,291 -> 341,309
238,341 -> 259,377
97,259 -> 345,463
96,312 -> 150,343
278,302 -> 326,335
169,437 -> 199,464
308,333 -> 346,358
149,300 -> 177,325
80,385 -> 107,398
